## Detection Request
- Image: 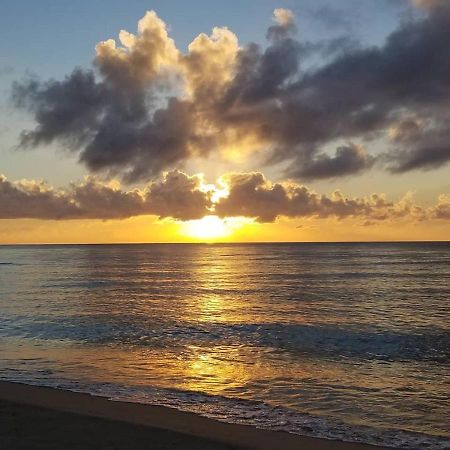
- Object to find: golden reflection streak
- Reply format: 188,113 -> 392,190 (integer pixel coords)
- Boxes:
3,339 -> 428,405
180,345 -> 252,395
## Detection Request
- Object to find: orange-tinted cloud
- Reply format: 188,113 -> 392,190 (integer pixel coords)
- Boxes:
1,172 -> 448,225
214,172 -> 438,223
0,171 -> 211,221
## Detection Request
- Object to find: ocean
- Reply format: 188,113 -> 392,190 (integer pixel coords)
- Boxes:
0,243 -> 449,448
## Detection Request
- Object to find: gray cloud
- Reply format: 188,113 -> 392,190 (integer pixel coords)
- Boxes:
390,145 -> 450,173
385,117 -> 450,173
12,4 -> 450,182
1,171 -> 448,224
215,172 -> 447,223
12,13 -> 207,183
144,170 -> 213,220
289,144 -> 376,180
0,176 -> 80,220
216,2 -> 450,177
12,70 -> 203,183
13,70 -> 107,150
0,171 -> 211,221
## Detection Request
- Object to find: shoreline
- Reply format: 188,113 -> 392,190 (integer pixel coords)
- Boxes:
0,381 -> 393,450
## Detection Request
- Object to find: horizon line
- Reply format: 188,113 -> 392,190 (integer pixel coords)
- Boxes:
1,240 -> 449,246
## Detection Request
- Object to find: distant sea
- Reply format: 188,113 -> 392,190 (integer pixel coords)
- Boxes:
0,243 -> 449,449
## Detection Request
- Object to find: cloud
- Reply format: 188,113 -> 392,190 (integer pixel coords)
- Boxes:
1,171 -> 448,224
386,117 -> 450,173
94,11 -> 178,91
13,70 -> 107,149
215,172 -> 289,222
0,171 -> 211,221
220,3 -> 450,176
430,194 -> 450,219
12,5 -> 450,181
411,0 -> 449,10
214,172 -> 445,223
389,145 -> 450,173
0,176 -> 81,220
266,8 -> 297,41
144,170 -> 213,220
12,13 -> 204,183
289,143 -> 376,179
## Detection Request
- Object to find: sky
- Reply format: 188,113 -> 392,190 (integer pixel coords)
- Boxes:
0,0 -> 449,243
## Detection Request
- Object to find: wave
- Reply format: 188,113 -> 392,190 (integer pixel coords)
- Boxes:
2,314 -> 449,363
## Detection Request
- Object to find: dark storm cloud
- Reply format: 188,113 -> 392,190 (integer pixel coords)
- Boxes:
0,171 -> 211,221
12,3 -> 450,182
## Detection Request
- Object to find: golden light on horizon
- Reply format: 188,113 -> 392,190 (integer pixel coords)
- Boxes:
180,215 -> 253,241
181,216 -> 232,241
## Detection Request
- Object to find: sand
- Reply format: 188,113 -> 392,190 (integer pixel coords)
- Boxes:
0,381 -> 393,449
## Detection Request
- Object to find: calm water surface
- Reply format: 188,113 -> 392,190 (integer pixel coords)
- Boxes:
0,243 -> 449,448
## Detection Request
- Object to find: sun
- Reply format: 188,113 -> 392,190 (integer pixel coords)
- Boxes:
182,216 -> 232,241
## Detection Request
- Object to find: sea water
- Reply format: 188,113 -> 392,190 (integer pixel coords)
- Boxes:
0,243 -> 449,448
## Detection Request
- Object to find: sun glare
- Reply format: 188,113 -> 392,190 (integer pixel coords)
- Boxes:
182,216 -> 231,241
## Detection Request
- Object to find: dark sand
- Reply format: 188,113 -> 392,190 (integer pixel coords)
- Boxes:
0,381 -> 393,450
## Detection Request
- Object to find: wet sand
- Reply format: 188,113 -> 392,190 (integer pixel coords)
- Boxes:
0,381 -> 393,449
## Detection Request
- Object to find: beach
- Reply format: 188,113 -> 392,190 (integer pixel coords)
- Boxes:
0,381 -> 393,450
